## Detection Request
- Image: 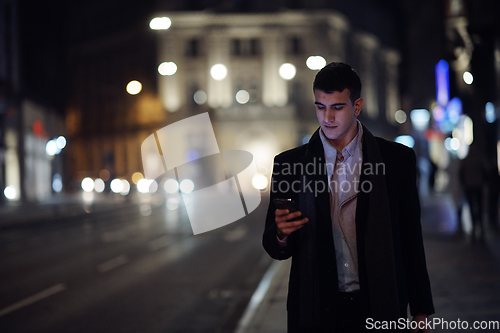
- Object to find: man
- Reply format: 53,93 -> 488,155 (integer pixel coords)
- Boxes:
263,62 -> 434,332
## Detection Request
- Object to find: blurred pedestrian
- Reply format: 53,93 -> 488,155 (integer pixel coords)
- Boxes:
263,62 -> 434,332
459,145 -> 487,239
428,159 -> 438,193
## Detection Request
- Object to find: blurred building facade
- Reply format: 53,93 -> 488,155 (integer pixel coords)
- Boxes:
0,0 -> 65,203
149,10 -> 402,181
64,0 -> 157,191
64,5 -> 403,191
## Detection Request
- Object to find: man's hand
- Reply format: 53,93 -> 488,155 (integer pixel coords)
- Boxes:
412,314 -> 430,333
275,209 -> 308,239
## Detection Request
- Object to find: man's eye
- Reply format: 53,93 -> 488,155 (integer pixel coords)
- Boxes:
334,106 -> 344,110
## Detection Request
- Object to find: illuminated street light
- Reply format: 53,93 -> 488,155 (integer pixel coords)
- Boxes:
450,138 -> 460,150
486,102 -> 496,123
121,179 -> 130,196
137,179 -> 150,193
56,136 -> 66,149
81,177 -> 95,192
110,179 -> 123,193
306,56 -> 326,70
52,174 -> 63,193
410,109 -> 430,131
126,80 -> 142,95
252,174 -> 268,190
149,17 -> 171,30
132,172 -> 144,184
4,186 -> 16,200
193,90 -> 207,105
463,71 -> 473,85
236,90 -> 250,104
158,62 -> 177,76
279,63 -> 296,80
180,179 -> 194,193
210,64 -> 227,80
94,178 -> 105,193
164,179 -> 179,193
395,110 -> 407,124
46,140 -> 58,156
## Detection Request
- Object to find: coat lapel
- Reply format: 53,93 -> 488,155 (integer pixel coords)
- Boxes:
301,130 -> 332,241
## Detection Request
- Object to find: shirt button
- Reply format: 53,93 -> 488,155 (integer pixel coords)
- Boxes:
344,263 -> 349,267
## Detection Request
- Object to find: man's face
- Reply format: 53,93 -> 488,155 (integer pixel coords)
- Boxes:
314,88 -> 363,149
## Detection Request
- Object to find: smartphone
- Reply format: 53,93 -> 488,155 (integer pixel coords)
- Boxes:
273,198 -> 302,221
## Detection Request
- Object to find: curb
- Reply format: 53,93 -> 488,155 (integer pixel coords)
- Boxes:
235,259 -> 291,333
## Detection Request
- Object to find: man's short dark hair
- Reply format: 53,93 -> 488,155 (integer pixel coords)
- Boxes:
313,62 -> 362,104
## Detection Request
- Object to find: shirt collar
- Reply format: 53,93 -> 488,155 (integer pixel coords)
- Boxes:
319,120 -> 363,161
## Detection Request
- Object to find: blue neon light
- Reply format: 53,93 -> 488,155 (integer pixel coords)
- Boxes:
435,60 -> 450,107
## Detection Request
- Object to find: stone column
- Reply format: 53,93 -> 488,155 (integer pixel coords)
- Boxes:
383,49 -> 401,124
262,27 -> 287,107
207,28 -> 232,109
355,32 -> 379,119
158,32 -> 181,112
328,13 -> 349,62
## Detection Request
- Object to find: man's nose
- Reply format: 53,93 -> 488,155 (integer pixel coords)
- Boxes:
324,108 -> 335,122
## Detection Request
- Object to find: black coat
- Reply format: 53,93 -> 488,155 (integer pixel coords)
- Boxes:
263,125 -> 434,332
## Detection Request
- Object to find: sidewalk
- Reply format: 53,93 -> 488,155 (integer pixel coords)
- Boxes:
239,193 -> 500,332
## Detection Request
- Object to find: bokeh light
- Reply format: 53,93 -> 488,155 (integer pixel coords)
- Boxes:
279,63 -> 296,80
486,102 -> 496,123
110,179 -> 123,193
99,169 -> 110,182
410,109 -> 430,131
94,178 -> 105,193
52,174 -> 63,193
81,177 -> 95,192
252,174 -> 268,190
236,90 -> 250,104
149,17 -> 171,30
193,90 -> 207,105
132,172 -> 144,184
450,138 -> 460,150
4,186 -> 16,200
395,110 -> 407,124
46,140 -> 58,156
210,64 -> 227,80
463,71 -> 473,85
180,179 -> 194,193
306,56 -> 326,70
164,179 -> 179,193
56,136 -> 66,149
126,80 -> 142,95
137,179 -> 150,193
158,62 -> 177,76
121,179 -> 130,196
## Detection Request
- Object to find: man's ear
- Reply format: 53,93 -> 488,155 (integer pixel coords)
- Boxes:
354,98 -> 364,116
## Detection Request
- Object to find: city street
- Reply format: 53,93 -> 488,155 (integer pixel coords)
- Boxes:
0,193 -> 272,333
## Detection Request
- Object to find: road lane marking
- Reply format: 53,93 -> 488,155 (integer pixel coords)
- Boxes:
234,261 -> 281,333
0,283 -> 67,317
148,235 -> 171,251
97,255 -> 129,273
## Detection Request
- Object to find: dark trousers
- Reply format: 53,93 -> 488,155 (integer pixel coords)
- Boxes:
335,291 -> 368,332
